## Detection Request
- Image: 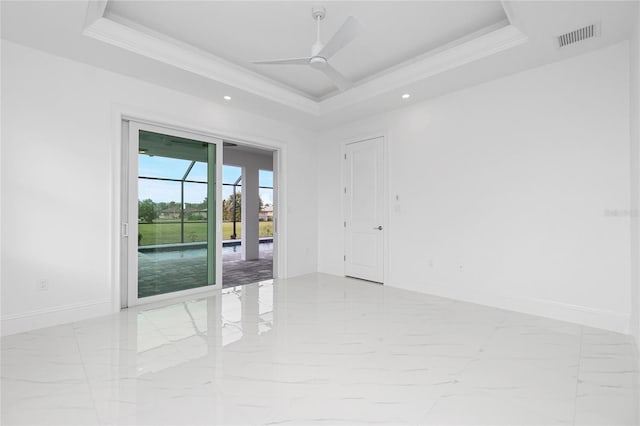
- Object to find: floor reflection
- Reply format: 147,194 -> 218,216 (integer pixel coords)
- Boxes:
2,276 -> 638,425
134,281 -> 275,375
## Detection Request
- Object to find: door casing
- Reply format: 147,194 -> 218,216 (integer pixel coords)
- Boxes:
342,135 -> 388,284
115,112 -> 288,310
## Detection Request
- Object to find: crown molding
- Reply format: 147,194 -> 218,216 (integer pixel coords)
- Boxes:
83,15 -> 322,116
83,3 -> 527,118
319,22 -> 528,114
83,0 -> 107,29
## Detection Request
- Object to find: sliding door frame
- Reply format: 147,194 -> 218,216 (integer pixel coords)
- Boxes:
112,109 -> 288,311
125,121 -> 223,307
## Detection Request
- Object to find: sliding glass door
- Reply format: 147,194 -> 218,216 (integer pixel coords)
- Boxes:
127,122 -> 222,305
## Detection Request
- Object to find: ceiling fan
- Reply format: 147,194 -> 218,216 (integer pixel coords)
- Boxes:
252,7 -> 363,91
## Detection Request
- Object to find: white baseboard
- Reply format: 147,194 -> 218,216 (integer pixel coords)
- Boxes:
1,277 -> 630,338
386,281 -> 630,334
1,299 -> 112,336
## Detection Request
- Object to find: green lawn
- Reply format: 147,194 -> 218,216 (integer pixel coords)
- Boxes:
138,221 -> 273,246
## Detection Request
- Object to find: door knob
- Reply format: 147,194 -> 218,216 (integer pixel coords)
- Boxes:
373,225 -> 383,230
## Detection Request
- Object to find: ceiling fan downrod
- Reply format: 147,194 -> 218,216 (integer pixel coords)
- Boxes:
311,6 -> 326,57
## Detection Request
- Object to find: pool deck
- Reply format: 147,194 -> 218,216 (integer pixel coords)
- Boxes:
222,246 -> 273,288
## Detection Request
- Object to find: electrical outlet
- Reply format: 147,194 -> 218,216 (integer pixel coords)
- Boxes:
37,280 -> 48,291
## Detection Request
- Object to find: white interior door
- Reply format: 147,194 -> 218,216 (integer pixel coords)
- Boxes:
344,137 -> 384,283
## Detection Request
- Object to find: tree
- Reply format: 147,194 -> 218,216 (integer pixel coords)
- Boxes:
138,199 -> 158,224
222,192 -> 241,221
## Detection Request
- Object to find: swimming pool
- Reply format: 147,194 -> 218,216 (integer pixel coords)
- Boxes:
139,241 -> 273,260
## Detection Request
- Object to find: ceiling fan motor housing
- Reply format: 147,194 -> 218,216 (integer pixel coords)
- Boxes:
309,56 -> 327,69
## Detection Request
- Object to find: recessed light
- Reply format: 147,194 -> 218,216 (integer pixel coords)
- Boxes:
138,148 -> 148,154
402,93 -> 411,100
223,95 -> 232,101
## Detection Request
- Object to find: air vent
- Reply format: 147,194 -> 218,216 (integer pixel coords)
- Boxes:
557,23 -> 600,48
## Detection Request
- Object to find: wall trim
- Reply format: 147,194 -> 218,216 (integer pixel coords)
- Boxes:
1,299 -> 112,336
319,23 -> 528,115
84,15 -> 320,116
387,281 -> 631,334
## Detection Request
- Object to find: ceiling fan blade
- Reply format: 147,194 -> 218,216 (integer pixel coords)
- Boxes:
319,64 -> 352,91
318,16 -> 363,60
252,58 -> 310,65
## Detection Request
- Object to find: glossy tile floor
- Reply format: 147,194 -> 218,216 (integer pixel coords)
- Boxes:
2,274 -> 638,425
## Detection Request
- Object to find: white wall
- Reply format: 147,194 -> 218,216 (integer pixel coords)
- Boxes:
1,40 -> 317,335
630,3 -> 640,351
2,36 -> 635,337
317,42 -> 631,333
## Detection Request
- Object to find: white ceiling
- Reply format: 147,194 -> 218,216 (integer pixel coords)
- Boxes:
104,1 -> 507,99
1,1 -> 637,129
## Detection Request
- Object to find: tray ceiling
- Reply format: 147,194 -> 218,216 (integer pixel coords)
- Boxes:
3,1 -> 636,128
104,1 -> 508,99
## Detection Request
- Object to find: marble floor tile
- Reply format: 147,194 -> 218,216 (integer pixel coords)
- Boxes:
574,327 -> 640,425
2,274 -> 638,425
423,393 -> 576,425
